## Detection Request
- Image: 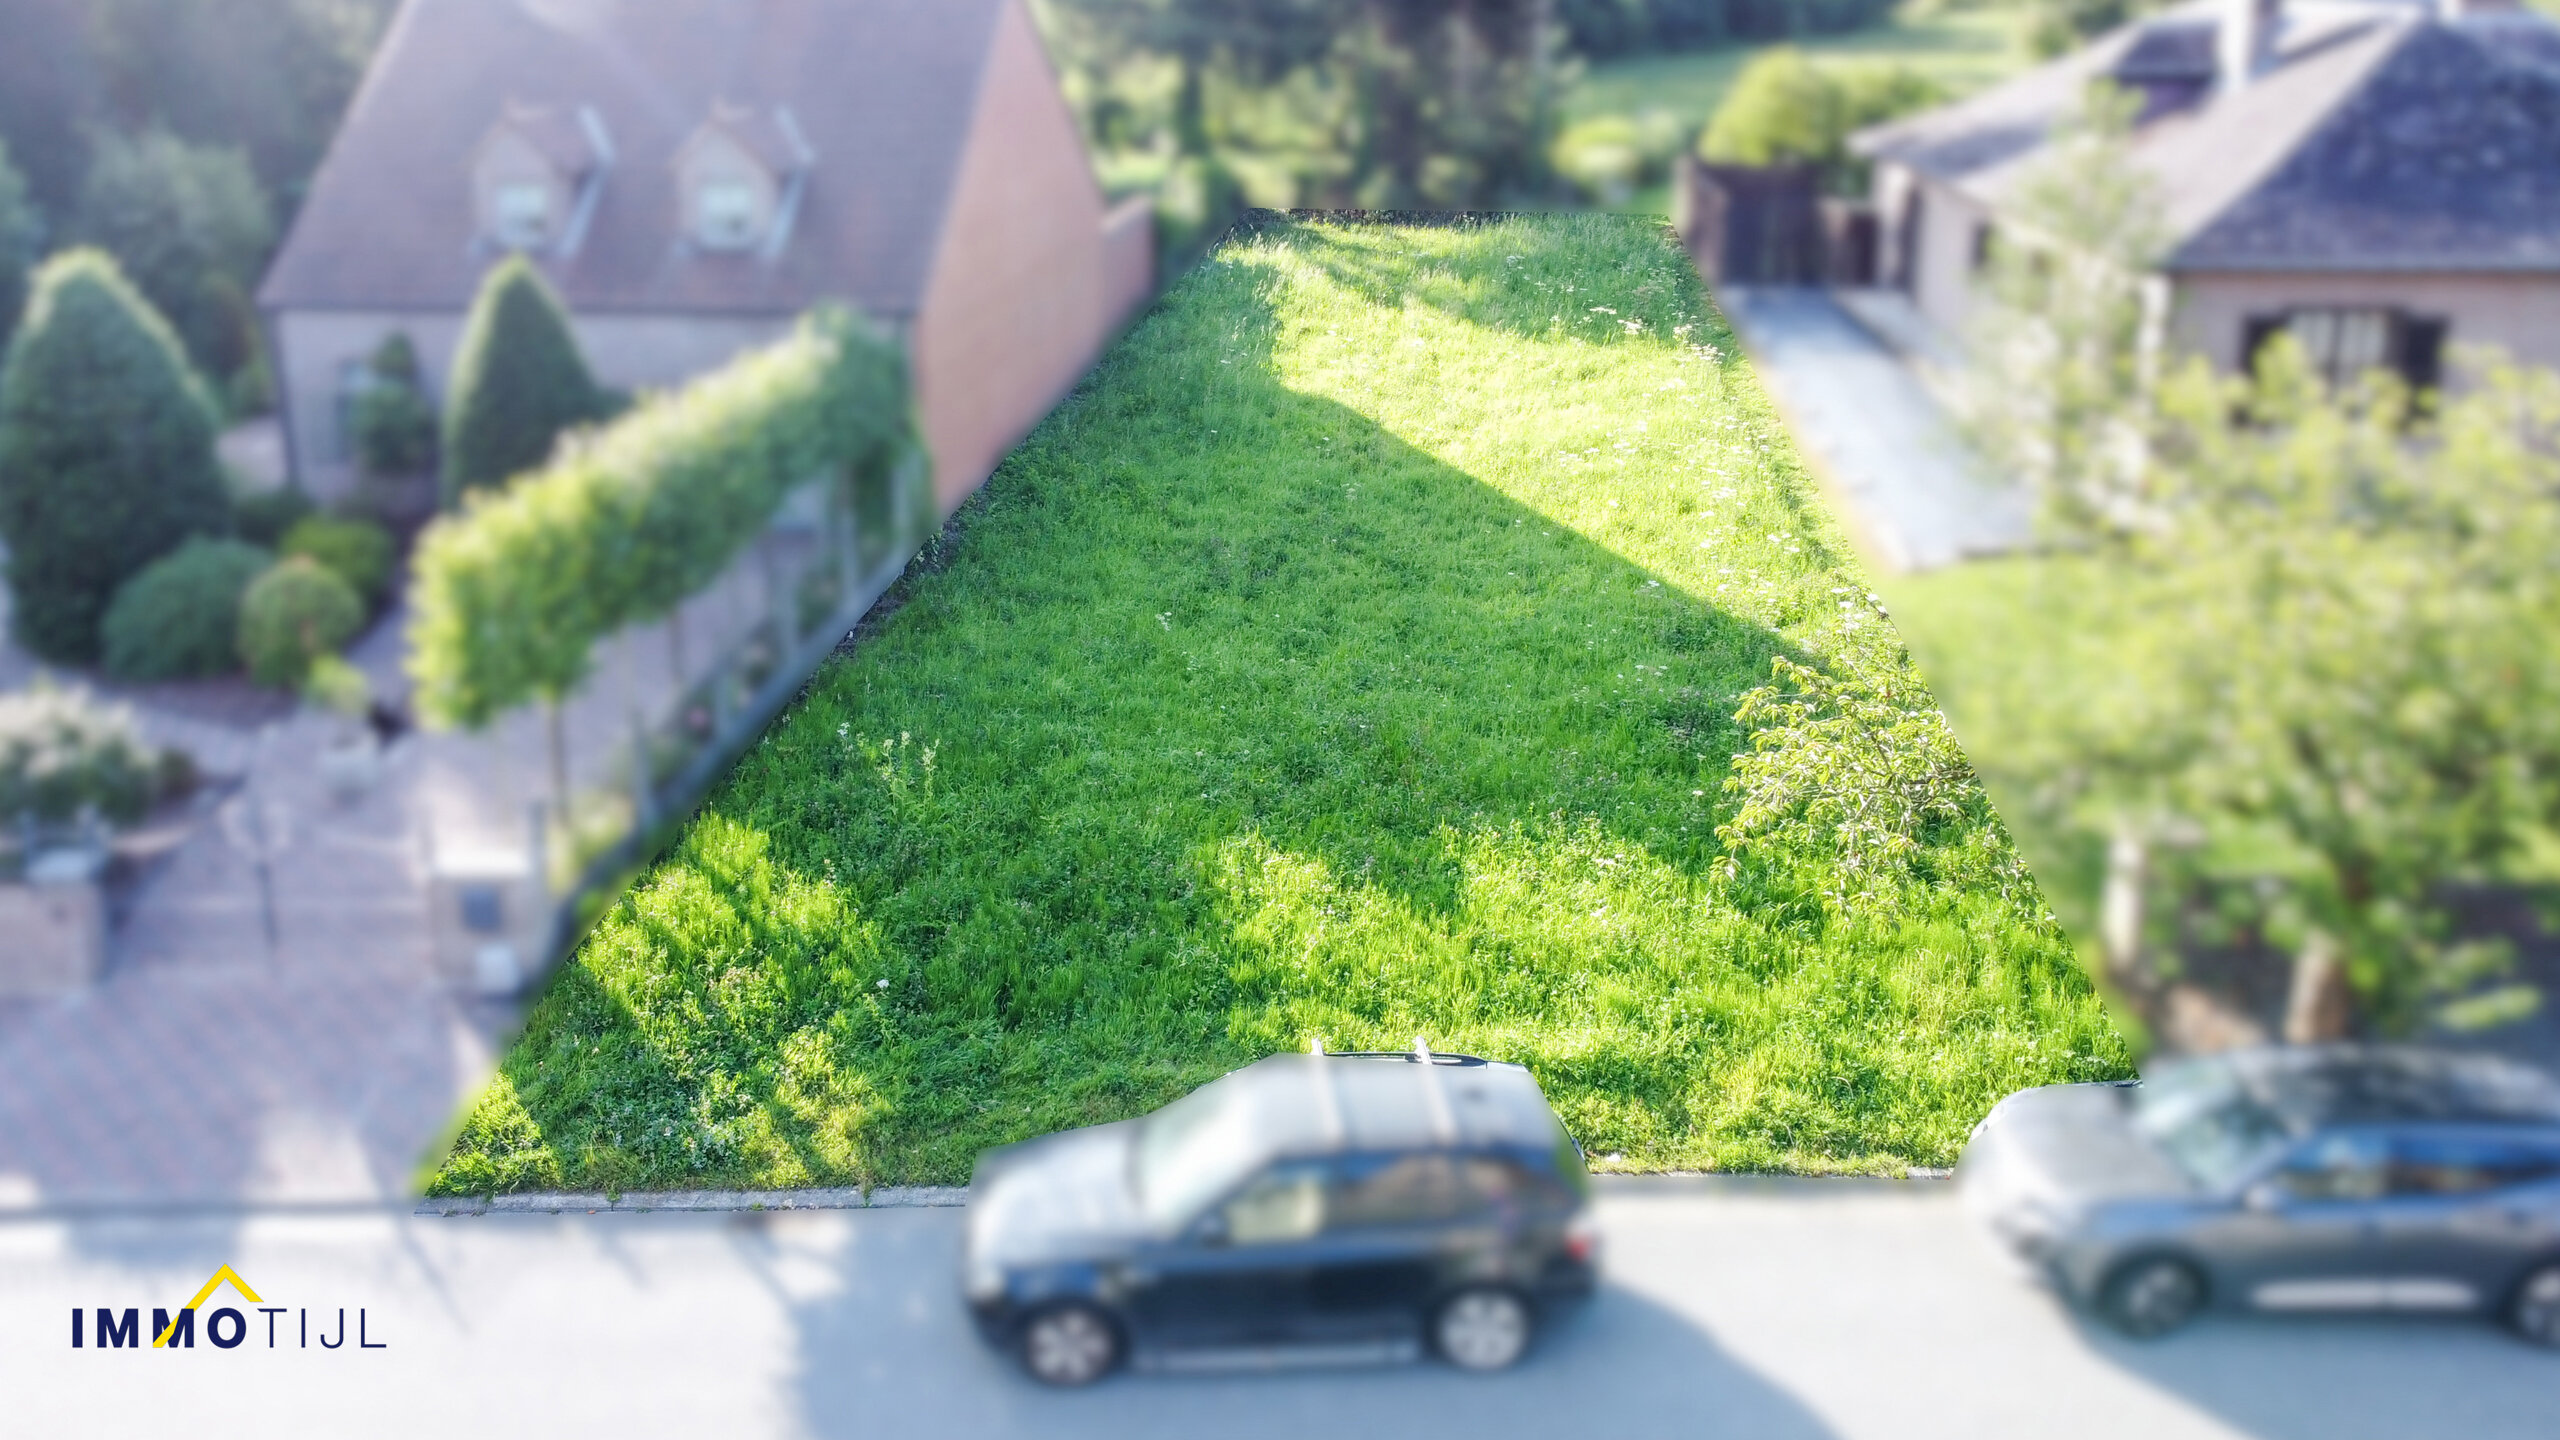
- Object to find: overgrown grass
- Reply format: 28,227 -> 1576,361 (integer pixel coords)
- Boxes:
428,215 -> 2125,1197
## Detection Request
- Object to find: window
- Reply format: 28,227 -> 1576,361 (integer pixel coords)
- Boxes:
2242,309 -> 2448,391
492,180 -> 552,249
2273,1131 -> 2388,1202
696,177 -> 760,250
2388,1134 -> 2560,1197
1219,1163 -> 1325,1245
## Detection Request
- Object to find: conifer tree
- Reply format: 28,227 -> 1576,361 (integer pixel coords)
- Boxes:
0,249 -> 227,662
440,254 -> 605,506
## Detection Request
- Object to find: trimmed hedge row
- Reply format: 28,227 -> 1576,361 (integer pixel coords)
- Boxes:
406,308 -> 911,730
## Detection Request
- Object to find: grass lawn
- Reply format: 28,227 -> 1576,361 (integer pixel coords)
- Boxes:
1562,7 -> 2032,212
428,214 -> 2126,1197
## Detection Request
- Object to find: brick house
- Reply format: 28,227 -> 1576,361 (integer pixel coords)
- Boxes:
258,0 -> 1153,515
1852,0 -> 2560,386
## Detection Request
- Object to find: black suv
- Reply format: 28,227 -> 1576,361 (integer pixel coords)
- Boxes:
962,1046 -> 1598,1384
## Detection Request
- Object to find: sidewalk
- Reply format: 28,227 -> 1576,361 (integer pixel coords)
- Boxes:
1717,286 -> 2030,574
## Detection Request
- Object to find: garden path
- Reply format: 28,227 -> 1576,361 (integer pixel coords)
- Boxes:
1713,285 -> 2030,573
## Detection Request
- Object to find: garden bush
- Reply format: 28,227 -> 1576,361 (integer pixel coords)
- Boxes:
280,514 -> 396,609
99,537 -> 270,680
409,307 -> 909,730
0,249 -> 230,663
0,680 -> 165,825
354,332 -> 435,476
232,485 -> 315,546
440,256 -> 606,505
237,555 -> 363,686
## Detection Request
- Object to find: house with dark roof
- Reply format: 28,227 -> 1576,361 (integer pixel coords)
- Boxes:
1852,0 -> 2560,386
259,0 -> 1154,513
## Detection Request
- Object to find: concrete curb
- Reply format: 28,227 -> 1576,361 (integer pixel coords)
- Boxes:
415,1171 -> 1954,1217
415,1185 -> 967,1216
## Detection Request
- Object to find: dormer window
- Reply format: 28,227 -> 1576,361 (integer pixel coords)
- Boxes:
472,102 -> 613,255
492,180 -> 554,248
694,176 -> 763,251
673,104 -> 814,257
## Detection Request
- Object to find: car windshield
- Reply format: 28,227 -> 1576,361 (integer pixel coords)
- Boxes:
2133,1057 -> 2295,1191
1132,1077 -> 1266,1232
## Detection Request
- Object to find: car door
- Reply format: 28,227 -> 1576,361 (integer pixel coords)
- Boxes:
2202,1128 -> 2400,1312
1121,1160 -> 1327,1351
1297,1152 -> 1480,1346
2371,1129 -> 2560,1312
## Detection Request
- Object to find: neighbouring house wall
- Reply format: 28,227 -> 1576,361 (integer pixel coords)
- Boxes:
1910,177 -> 1991,339
2169,270 -> 2560,376
273,308 -> 794,497
911,0 -> 1126,516
1101,194 -> 1158,332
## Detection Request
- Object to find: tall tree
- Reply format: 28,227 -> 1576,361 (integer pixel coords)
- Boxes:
440,255 -> 607,506
74,129 -> 274,384
0,249 -> 229,663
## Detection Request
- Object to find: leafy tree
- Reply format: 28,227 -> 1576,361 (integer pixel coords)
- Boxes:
0,140 -> 42,344
85,0 -> 393,201
100,536 -> 270,679
0,249 -> 228,663
0,0 -> 99,216
1699,49 -> 1944,193
1942,103 -> 2560,1043
74,128 -> 274,384
440,255 -> 606,506
1961,83 -> 2164,536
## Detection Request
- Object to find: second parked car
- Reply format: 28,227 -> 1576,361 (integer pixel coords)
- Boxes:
1961,1044 -> 2560,1344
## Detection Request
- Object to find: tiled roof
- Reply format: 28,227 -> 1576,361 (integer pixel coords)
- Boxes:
259,0 -> 1015,318
1852,1 -> 2560,274
2175,17 -> 2560,270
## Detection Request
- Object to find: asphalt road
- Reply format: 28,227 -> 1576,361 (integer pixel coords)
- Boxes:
4,1177 -> 2549,1439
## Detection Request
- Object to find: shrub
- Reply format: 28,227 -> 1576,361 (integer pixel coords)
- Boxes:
232,485 -> 315,547
73,129 -> 272,382
409,307 -> 910,729
1700,51 -> 1944,193
280,514 -> 396,609
440,256 -> 605,505
100,537 -> 271,680
354,332 -> 435,475
0,680 -> 165,825
0,249 -> 229,663
238,556 -> 363,687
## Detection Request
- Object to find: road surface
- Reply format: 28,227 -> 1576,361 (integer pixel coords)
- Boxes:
3,1178 -> 2545,1439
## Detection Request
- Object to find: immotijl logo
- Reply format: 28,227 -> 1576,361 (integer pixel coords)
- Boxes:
70,1265 -> 387,1351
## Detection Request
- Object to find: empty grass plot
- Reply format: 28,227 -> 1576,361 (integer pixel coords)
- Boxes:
430,214 -> 2125,1196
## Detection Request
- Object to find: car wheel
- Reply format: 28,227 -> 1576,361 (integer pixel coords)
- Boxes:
2509,1264 -> 2560,1349
1019,1303 -> 1120,1386
1434,1286 -> 1533,1372
2097,1256 -> 2206,1339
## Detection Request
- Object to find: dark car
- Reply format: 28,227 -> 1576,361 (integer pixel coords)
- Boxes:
1960,1044 -> 2560,1343
961,1045 -> 1598,1384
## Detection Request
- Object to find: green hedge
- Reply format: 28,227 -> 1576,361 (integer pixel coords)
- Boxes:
407,307 -> 912,730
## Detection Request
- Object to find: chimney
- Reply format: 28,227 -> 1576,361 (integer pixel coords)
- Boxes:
2220,0 -> 2282,91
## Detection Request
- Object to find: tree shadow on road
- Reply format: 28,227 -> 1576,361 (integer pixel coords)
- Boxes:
777,1208 -> 1841,1440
